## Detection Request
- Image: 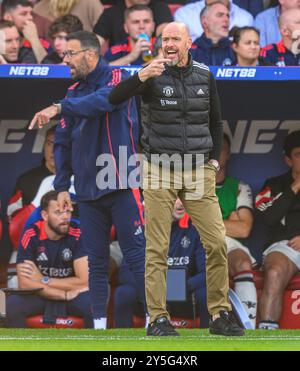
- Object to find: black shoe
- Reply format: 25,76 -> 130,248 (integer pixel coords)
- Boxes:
147,316 -> 180,336
209,311 -> 245,336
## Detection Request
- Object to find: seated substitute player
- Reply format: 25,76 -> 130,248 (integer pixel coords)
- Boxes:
255,130 -> 300,330
113,198 -> 209,329
5,190 -> 92,328
7,126 -> 56,223
217,134 -> 257,328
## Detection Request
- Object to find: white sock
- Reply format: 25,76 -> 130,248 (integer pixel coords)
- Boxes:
94,318 -> 107,330
145,314 -> 150,328
259,321 -> 279,330
234,271 -> 257,329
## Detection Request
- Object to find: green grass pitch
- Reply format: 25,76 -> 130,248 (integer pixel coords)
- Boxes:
0,329 -> 300,351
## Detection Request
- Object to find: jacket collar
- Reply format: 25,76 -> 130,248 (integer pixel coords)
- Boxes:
165,52 -> 194,78
75,58 -> 108,89
85,57 -> 108,86
178,213 -> 190,229
194,33 -> 231,48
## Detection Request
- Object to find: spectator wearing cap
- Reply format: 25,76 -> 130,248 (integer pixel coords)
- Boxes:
255,130 -> 300,330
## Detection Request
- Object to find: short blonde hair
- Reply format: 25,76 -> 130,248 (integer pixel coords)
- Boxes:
49,0 -> 78,18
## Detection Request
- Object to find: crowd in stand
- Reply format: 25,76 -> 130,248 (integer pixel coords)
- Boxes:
0,0 -> 300,66
0,0 -> 300,330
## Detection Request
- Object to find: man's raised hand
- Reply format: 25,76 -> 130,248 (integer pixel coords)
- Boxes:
138,58 -> 171,82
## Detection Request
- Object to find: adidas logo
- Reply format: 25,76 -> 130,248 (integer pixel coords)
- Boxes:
134,226 -> 143,236
197,88 -> 205,95
37,253 -> 48,262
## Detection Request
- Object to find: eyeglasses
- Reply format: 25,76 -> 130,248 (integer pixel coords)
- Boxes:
53,210 -> 72,216
62,49 -> 89,58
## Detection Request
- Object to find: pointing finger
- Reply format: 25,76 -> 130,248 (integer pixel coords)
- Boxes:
28,114 -> 38,130
154,58 -> 171,64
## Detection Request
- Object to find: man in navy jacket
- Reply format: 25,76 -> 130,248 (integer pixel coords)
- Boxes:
29,31 -> 146,330
190,2 -> 235,66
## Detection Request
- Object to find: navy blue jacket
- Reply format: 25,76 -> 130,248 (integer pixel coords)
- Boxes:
17,220 -> 86,278
190,33 -> 236,66
168,214 -> 206,292
118,214 -> 206,293
54,58 -> 140,201
260,39 -> 300,67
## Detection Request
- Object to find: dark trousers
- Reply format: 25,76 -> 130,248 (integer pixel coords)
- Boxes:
78,189 -> 146,319
6,291 -> 93,328
114,283 -> 209,328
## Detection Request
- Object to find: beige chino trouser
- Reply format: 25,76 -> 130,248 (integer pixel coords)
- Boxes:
143,161 -> 232,323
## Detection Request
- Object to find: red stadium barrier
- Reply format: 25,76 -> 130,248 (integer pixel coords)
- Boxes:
26,315 -> 84,329
132,315 -> 200,329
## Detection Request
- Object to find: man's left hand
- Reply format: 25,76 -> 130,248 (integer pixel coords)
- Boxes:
29,105 -> 59,130
18,260 -> 43,282
288,236 -> 300,251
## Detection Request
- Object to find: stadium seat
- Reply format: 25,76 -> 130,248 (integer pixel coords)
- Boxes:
26,315 -> 84,329
9,204 -> 35,249
7,204 -> 35,288
252,271 -> 300,329
168,4 -> 182,16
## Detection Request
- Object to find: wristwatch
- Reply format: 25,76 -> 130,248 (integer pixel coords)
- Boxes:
208,159 -> 220,172
52,102 -> 62,115
41,276 -> 50,285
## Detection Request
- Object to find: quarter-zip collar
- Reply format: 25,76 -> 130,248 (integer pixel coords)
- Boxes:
165,53 -> 194,79
76,57 -> 108,90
